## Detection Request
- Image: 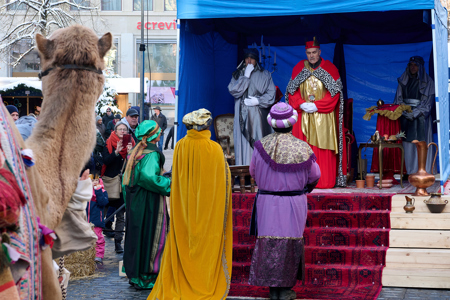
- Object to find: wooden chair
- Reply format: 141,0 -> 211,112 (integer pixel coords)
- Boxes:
229,165 -> 256,194
213,113 -> 235,165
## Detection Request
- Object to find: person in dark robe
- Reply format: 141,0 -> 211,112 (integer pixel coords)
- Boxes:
393,56 -> 435,174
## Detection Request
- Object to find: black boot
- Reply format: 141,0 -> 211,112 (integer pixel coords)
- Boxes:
269,287 -> 280,299
279,287 -> 296,300
103,228 -> 115,238
115,239 -> 124,254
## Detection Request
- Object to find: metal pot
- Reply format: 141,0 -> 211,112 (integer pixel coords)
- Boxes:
424,193 -> 447,204
425,203 -> 448,213
424,193 -> 448,213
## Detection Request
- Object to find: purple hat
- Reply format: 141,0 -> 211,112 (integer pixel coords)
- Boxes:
267,102 -> 298,128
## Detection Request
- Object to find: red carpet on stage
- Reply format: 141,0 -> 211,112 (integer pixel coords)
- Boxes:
230,193 -> 392,299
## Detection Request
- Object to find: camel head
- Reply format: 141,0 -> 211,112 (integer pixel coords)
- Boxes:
36,24 -> 112,72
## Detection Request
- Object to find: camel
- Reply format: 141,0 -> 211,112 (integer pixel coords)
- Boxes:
0,24 -> 112,299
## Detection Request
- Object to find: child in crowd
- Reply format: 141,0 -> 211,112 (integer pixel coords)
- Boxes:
86,177 -> 109,265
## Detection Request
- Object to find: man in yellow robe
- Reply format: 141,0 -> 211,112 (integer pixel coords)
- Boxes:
148,108 -> 233,300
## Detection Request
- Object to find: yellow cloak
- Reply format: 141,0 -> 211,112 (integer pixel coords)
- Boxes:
148,129 -> 233,300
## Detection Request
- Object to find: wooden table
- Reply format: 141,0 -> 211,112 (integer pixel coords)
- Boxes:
358,142 -> 405,188
229,165 -> 256,194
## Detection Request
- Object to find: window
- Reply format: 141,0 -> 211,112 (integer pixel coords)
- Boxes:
104,41 -> 119,75
164,0 -> 176,11
136,42 -> 176,105
7,0 -> 26,10
11,40 -> 41,77
133,0 -> 152,11
101,0 -> 121,11
71,0 -> 90,11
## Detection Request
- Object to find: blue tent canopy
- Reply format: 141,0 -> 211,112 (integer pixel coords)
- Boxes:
178,0 -> 435,19
176,0 -> 449,187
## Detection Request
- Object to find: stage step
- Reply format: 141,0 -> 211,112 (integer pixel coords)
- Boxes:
232,209 -> 252,227
391,194 -> 450,213
305,246 -> 387,266
382,267 -> 450,289
304,227 -> 389,247
307,210 -> 389,228
385,248 -> 450,269
390,212 -> 450,229
232,244 -> 254,263
390,229 -> 450,248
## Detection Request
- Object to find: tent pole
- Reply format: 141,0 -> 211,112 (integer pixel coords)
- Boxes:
139,0 -> 146,121
174,19 -> 180,143
431,9 -> 445,193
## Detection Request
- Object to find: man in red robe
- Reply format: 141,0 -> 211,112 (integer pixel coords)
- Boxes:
285,38 -> 347,188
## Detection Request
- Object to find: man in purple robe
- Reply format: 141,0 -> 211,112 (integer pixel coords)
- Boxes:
248,102 -> 321,300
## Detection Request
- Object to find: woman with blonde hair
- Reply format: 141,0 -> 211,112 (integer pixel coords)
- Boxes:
122,120 -> 171,290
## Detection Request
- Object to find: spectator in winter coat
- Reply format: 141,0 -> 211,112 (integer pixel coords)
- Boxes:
93,129 -> 106,176
105,114 -> 122,139
86,178 -> 109,265
101,122 -> 135,253
6,105 -> 19,122
150,106 -> 167,152
121,109 -> 139,143
96,116 -> 106,140
102,107 -> 115,127
164,126 -> 175,150
15,114 -> 38,140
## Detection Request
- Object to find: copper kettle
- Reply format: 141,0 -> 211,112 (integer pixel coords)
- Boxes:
408,141 -> 438,196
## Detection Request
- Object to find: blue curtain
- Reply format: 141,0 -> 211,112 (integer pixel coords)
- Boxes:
345,42 -> 432,171
177,22 -> 237,141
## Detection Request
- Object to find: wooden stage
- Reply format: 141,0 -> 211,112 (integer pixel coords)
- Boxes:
383,193 -> 450,289
233,178 -> 450,290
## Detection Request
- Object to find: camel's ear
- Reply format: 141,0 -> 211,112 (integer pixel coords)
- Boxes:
35,34 -> 54,59
98,32 -> 112,59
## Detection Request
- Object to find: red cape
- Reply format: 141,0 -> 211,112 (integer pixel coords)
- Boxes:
288,58 -> 348,188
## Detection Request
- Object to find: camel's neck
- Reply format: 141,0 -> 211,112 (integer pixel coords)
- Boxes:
26,73 -> 103,228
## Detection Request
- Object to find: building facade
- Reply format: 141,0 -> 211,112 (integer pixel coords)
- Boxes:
0,0 -> 177,121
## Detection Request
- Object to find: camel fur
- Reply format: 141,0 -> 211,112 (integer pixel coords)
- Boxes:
2,25 -> 112,300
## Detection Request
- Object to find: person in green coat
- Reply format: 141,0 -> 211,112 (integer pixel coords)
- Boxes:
122,120 -> 171,290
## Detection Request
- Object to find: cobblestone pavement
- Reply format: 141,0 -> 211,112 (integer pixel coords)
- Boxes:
66,237 -> 149,300
66,236 -> 450,300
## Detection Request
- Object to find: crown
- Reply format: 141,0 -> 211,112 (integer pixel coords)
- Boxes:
305,36 -> 320,49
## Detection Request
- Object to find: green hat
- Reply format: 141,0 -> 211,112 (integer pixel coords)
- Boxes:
135,120 -> 161,142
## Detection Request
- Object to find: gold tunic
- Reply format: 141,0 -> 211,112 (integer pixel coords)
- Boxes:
300,62 -> 338,153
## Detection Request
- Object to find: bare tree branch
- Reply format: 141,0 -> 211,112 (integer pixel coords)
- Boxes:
11,45 -> 34,67
0,0 -> 102,66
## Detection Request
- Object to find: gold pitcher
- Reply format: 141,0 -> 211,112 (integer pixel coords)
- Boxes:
408,141 -> 438,196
